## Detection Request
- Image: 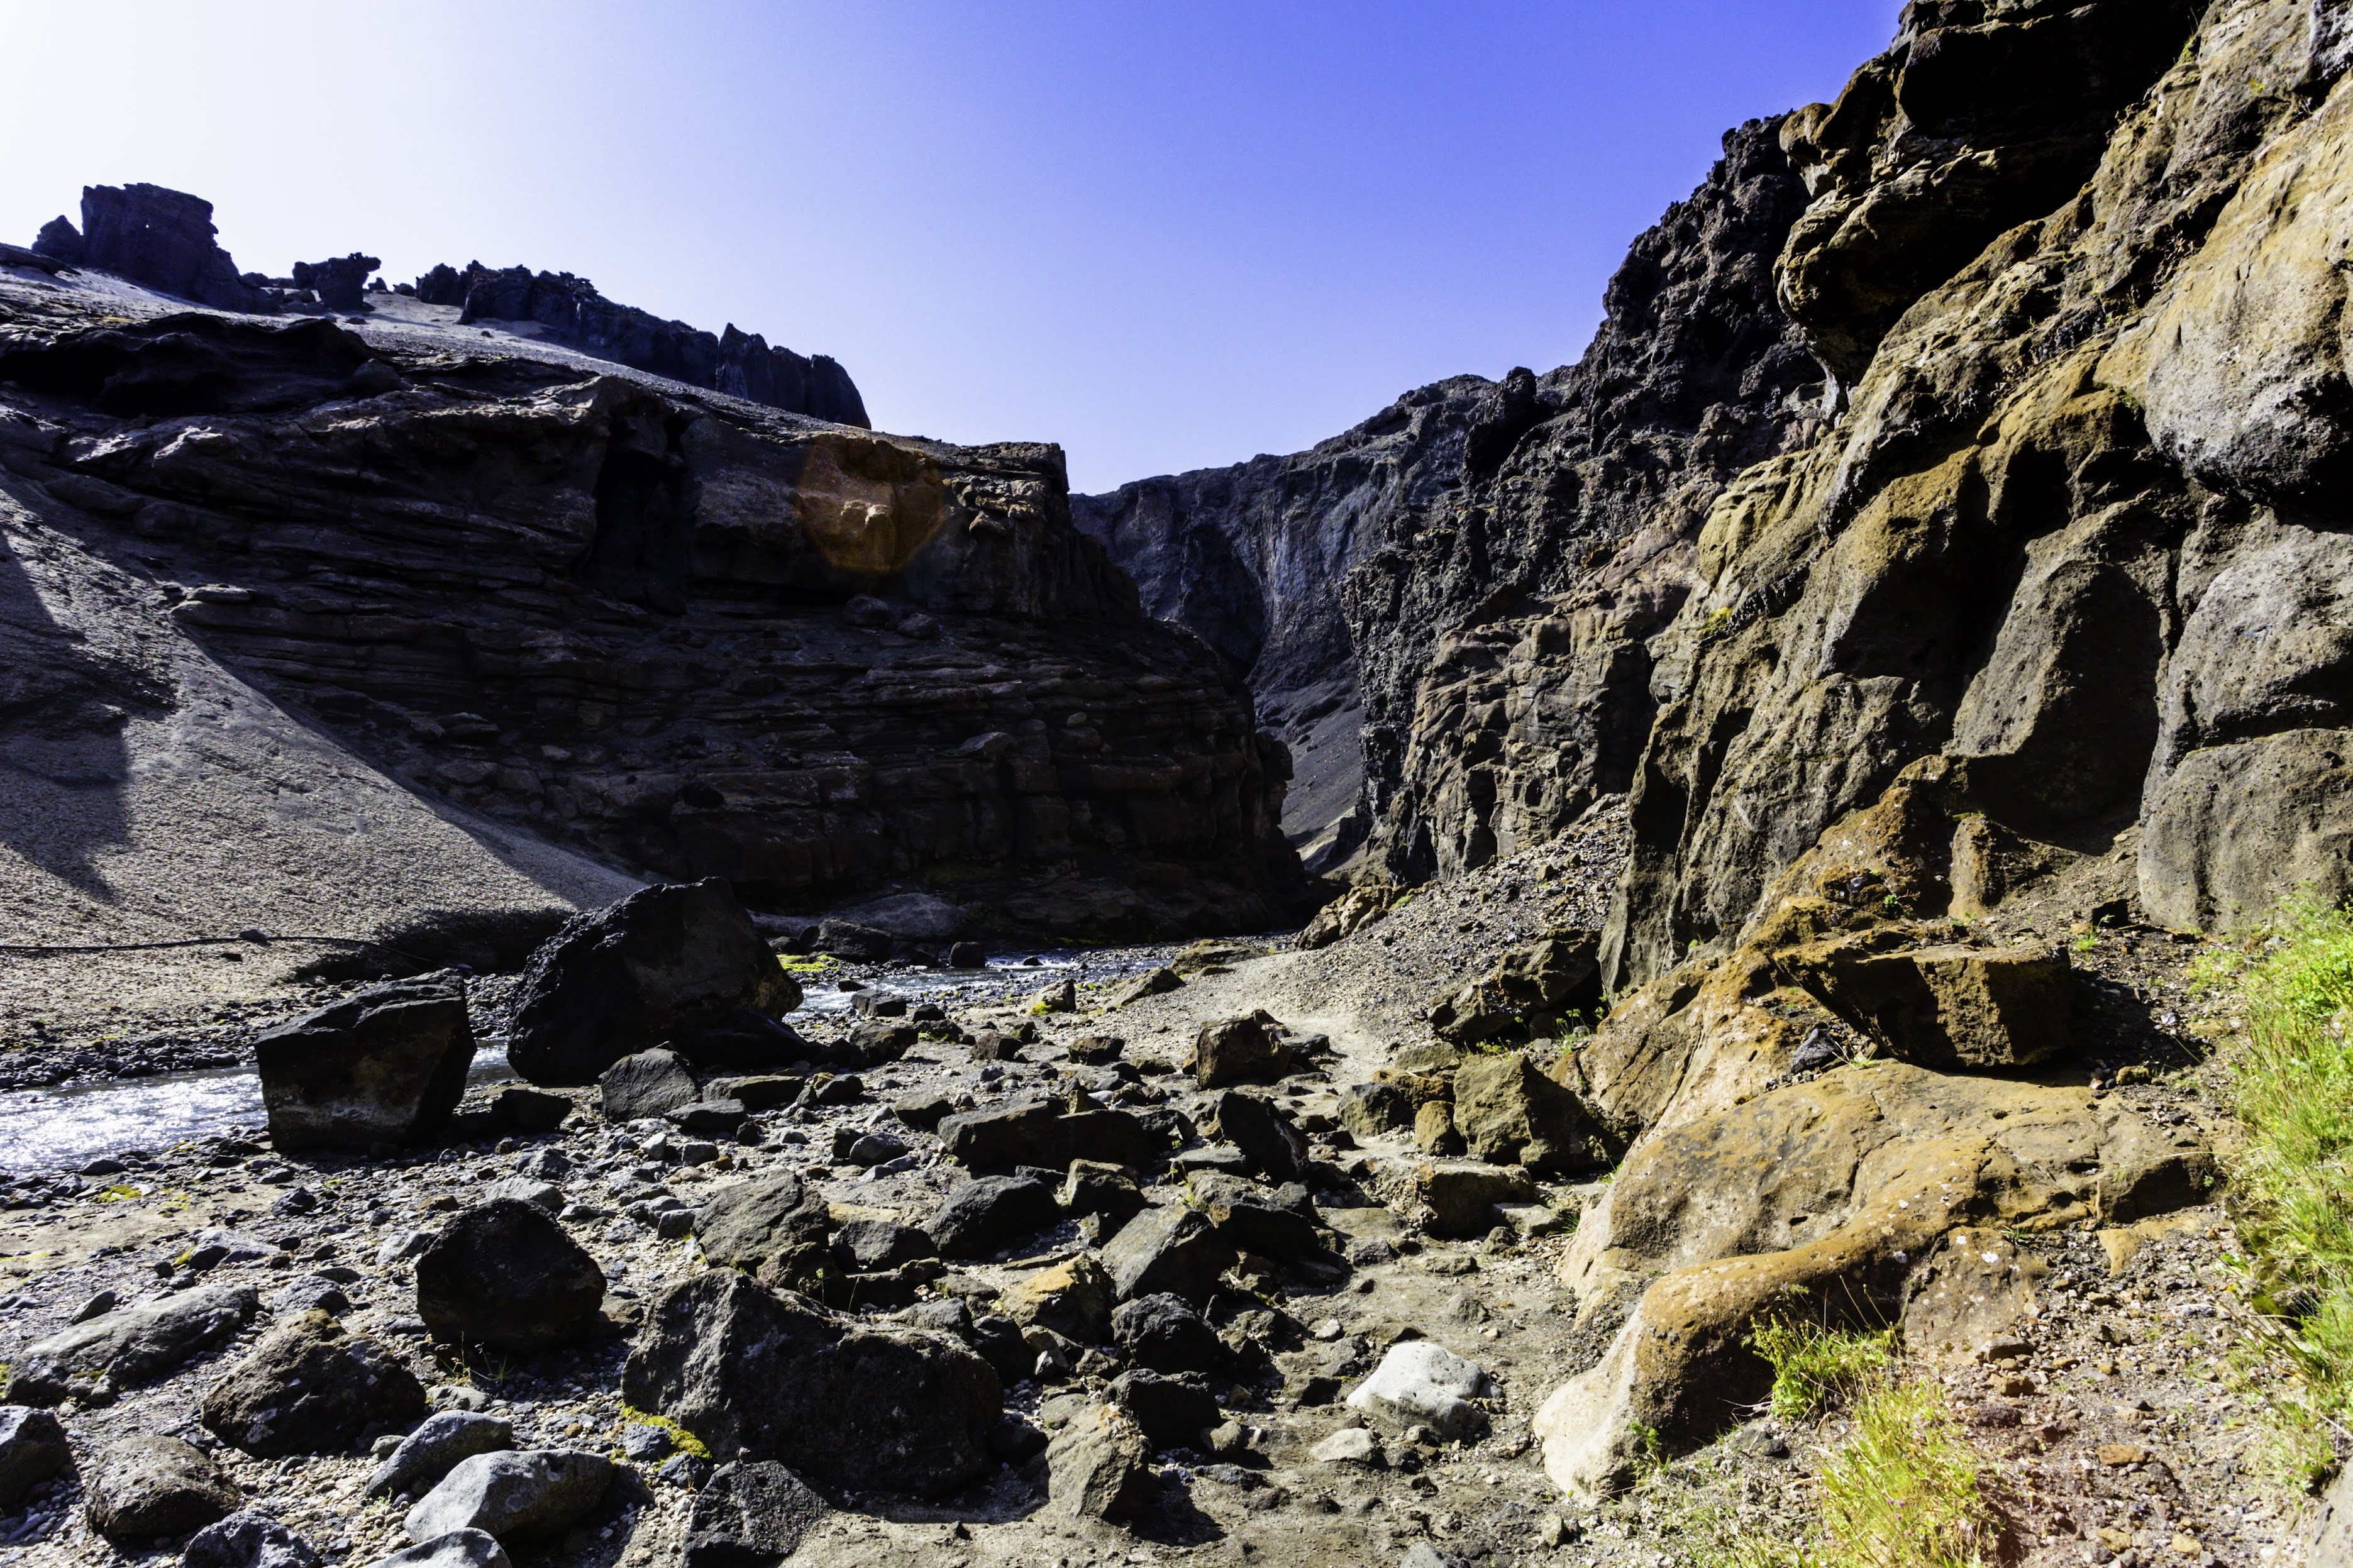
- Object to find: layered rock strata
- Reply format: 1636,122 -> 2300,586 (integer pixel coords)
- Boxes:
0,272 -> 1302,961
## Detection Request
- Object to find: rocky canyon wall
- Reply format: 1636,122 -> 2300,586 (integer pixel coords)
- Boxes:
1078,118 -> 1824,880
0,271 -> 1305,953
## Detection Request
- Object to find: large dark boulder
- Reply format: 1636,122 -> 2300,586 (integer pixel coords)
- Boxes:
622,1271 -> 1000,1498
507,880 -> 798,1085
1110,1294 -> 1225,1374
694,1169 -> 833,1288
683,1461 -> 829,1567
1100,1205 -> 1236,1303
598,1049 -> 699,1122
402,1450 -> 612,1547
201,1310 -> 426,1457
926,1176 -> 1059,1261
1212,1091 -> 1308,1182
83,1433 -> 240,1540
0,1408 -> 71,1508
255,978 -> 474,1150
415,1200 -> 606,1352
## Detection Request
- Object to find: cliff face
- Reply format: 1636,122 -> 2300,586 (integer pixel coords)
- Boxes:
1078,118 -> 1822,877
0,268 -> 1302,955
1606,0 -> 2350,985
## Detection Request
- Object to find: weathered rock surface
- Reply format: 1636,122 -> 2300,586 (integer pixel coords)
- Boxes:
366,1412 -> 516,1501
508,880 -> 792,1085
1110,1292 -> 1225,1374
599,1048 -> 701,1122
682,1460 -> 829,1567
414,1200 -> 606,1351
694,1169 -> 834,1286
0,1406 -> 72,1507
1045,1406 -> 1155,1521
1346,1342 -> 1493,1440
1187,1012 -> 1295,1088
5,1283 -> 257,1405
83,1432 -> 241,1540
201,1309 -> 428,1456
1078,116 -> 1819,876
253,977 -> 474,1149
1100,1202 -> 1236,1303
621,1270 -> 999,1497
182,1509 -> 323,1568
1428,932 -> 1602,1045
402,1450 -> 612,1547
926,1174 -> 1058,1260
0,271 -> 1304,1022
1449,1052 -> 1616,1176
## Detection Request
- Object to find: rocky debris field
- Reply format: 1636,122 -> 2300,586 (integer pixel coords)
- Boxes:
0,802 -> 2321,1568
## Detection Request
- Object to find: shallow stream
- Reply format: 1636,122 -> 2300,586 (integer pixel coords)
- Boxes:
0,948 -> 1161,1176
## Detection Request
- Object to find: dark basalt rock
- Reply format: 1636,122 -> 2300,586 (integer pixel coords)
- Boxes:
291,253 -> 380,311
599,1049 -> 700,1122
622,1271 -> 1000,1498
684,1460 -> 829,1567
507,880 -> 793,1086
0,1408 -> 72,1508
1109,1293 -> 1226,1374
253,978 -> 474,1150
415,260 -> 870,426
693,1169 -> 833,1288
35,184 -> 265,311
82,1433 -> 241,1540
200,1310 -> 427,1457
926,1175 -> 1058,1261
414,1200 -> 606,1352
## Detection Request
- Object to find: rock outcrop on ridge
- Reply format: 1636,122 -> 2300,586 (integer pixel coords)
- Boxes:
0,249 -> 1302,1033
410,262 -> 869,428
26,182 -> 869,426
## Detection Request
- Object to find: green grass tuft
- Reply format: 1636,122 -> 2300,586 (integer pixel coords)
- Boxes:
2199,894 -> 2353,1487
1747,1315 -> 1893,1422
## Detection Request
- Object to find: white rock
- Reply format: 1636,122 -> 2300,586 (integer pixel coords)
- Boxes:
1345,1340 -> 1493,1439
1310,1426 -> 1385,1466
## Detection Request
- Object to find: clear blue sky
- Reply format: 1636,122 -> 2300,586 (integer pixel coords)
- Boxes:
1,2 -> 1898,492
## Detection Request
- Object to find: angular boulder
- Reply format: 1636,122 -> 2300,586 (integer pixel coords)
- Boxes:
83,1433 -> 241,1540
0,1407 -> 72,1508
999,1254 -> 1114,1342
1184,1171 -> 1321,1259
507,879 -> 797,1085
366,1411 -> 516,1502
5,1283 -> 258,1405
255,978 -> 475,1151
1187,1011 -> 1294,1088
927,1175 -> 1059,1261
415,1200 -> 606,1352
1046,1406 -> 1154,1521
1807,941 -> 2071,1068
1414,1161 -> 1536,1237
404,1450 -> 612,1547
1110,1293 -> 1226,1374
694,1169 -> 833,1287
1213,1090 -> 1308,1181
684,1460 -> 829,1567
1338,1079 -> 1416,1139
599,1049 -> 700,1122
938,1097 -> 1064,1169
201,1310 -> 427,1456
1295,884 -> 1404,950
621,1271 -> 1000,1497
1107,966 -> 1184,1007
1346,1341 -> 1493,1439
1110,1369 -> 1221,1449
1429,931 -> 1602,1045
1100,1203 -> 1236,1303
1451,1053 -> 1618,1176
1060,1159 -> 1146,1227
